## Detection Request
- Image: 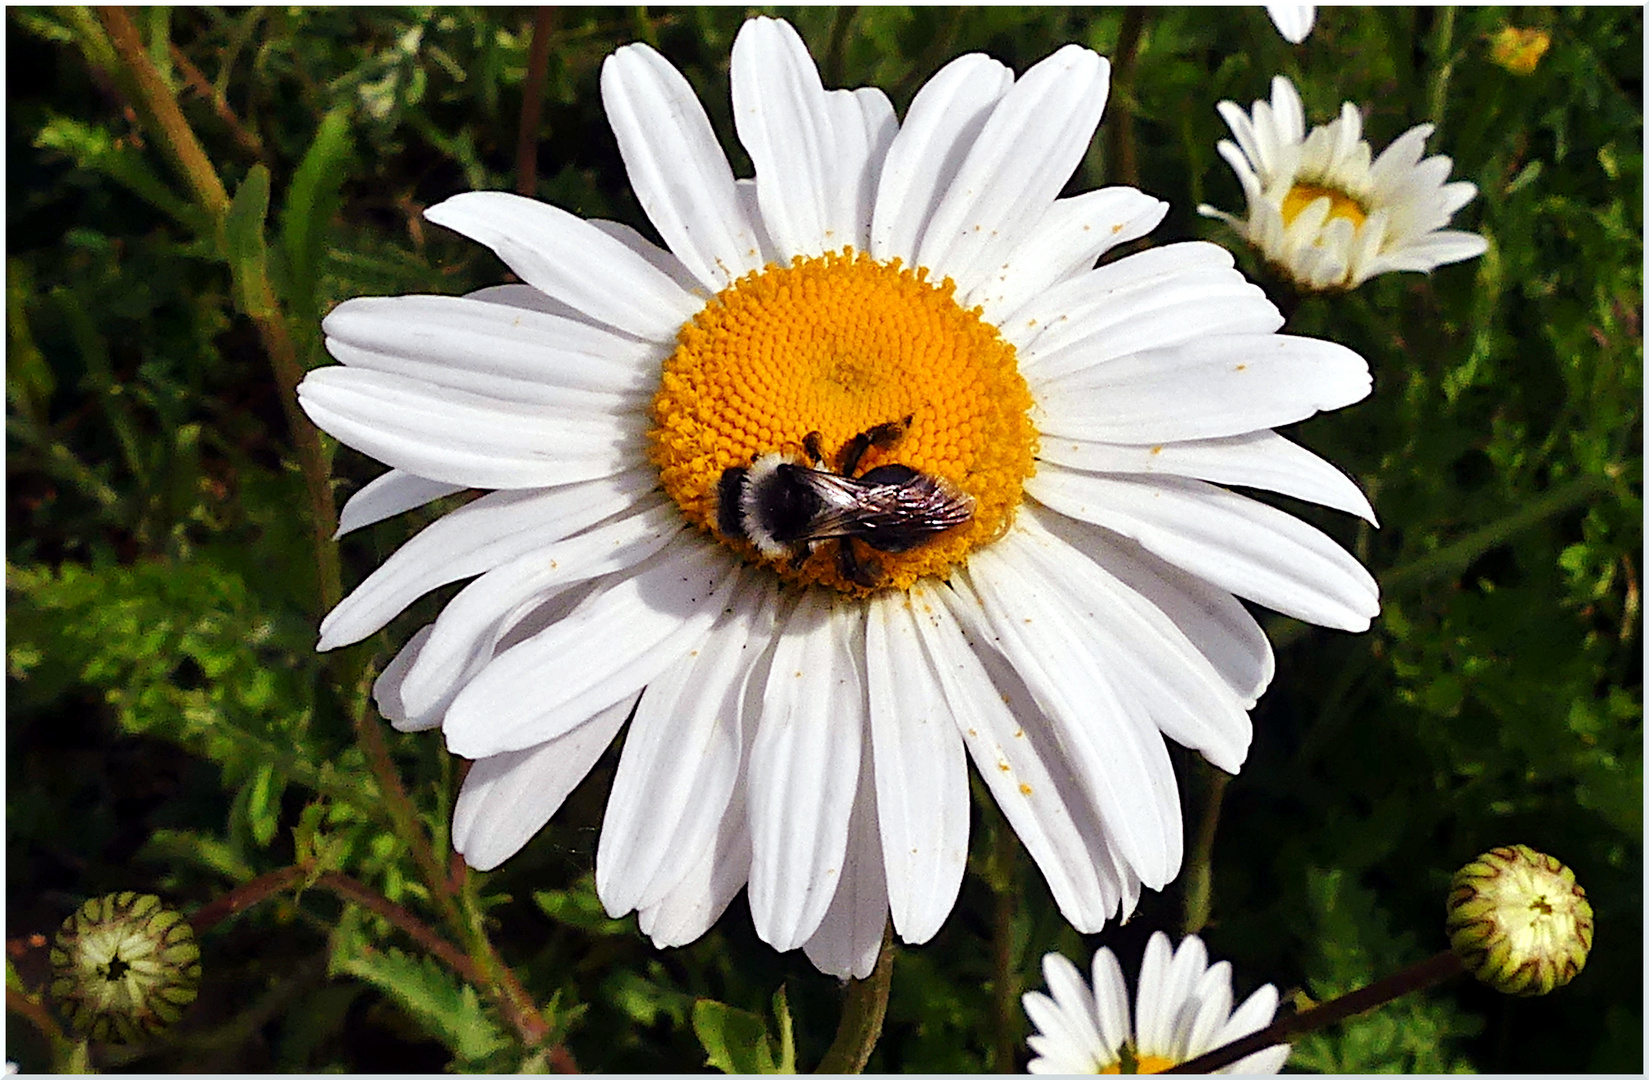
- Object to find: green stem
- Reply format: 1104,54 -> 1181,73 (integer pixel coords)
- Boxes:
1164,950 -> 1464,1073
815,922 -> 896,1073
1180,766 -> 1230,936
1425,7 -> 1457,127
1380,473 -> 1611,594
990,820 -> 1019,1073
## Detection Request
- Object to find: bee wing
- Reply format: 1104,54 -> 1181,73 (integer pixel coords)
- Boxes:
788,470 -> 975,550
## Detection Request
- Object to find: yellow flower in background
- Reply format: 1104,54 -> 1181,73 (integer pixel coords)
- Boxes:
1489,26 -> 1552,76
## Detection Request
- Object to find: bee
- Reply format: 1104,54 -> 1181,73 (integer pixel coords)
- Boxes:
715,415 -> 975,588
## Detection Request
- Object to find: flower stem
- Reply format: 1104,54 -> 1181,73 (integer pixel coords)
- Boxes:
1106,7 -> 1147,189
515,7 -> 557,196
1181,765 -> 1230,936
1424,7 -> 1458,128
814,922 -> 896,1073
990,820 -> 1020,1073
1163,949 -> 1465,1073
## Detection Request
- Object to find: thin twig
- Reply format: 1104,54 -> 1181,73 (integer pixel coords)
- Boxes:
168,40 -> 267,163
515,7 -> 557,196
7,986 -> 66,1042
1165,950 -> 1465,1073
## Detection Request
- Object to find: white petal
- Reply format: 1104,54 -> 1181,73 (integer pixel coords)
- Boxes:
916,45 -> 1110,293
1024,991 -> 1099,1072
1027,467 -> 1380,631
1265,4 -> 1315,43
969,187 -> 1169,323
318,470 -> 655,650
864,591 -> 970,944
1012,508 -> 1252,772
1031,512 -> 1274,708
397,499 -> 684,726
423,190 -> 704,341
1378,229 -> 1489,271
731,17 -> 838,259
1036,429 -> 1377,525
825,85 -> 898,251
870,53 -> 1013,264
597,580 -> 772,915
636,807 -> 752,948
336,469 -> 465,538
1007,242 -> 1262,361
1091,947 -> 1132,1052
1134,931 -> 1178,1056
440,535 -> 740,756
322,294 -> 660,410
601,42 -> 765,290
1031,334 -> 1372,444
450,692 -> 637,871
1222,985 -> 1288,1073
913,580 -> 1132,930
374,624 -> 436,730
801,755 -> 888,980
297,367 -> 645,490
746,591 -> 867,951
1042,953 -> 1107,1062
958,542 -> 1183,887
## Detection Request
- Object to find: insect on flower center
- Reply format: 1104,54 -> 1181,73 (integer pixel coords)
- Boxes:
649,249 -> 1036,595
1281,181 -> 1369,231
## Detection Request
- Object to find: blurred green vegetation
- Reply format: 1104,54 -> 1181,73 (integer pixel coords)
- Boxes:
6,6 -> 1640,1073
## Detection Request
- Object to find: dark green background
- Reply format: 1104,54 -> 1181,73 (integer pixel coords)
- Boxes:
8,7 -> 1641,1072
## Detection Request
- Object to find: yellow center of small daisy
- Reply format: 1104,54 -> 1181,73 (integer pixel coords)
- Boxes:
1101,1053 -> 1178,1074
1281,181 -> 1368,230
649,248 -> 1036,594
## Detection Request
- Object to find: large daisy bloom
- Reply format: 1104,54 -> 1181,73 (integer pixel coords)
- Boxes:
1199,75 -> 1489,292
298,18 -> 1379,979
1023,932 -> 1288,1074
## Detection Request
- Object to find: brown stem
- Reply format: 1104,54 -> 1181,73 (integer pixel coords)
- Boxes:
96,7 -> 229,220
1106,7 -> 1146,188
167,40 -> 268,163
94,6 -> 340,613
314,872 -> 476,983
1164,950 -> 1465,1073
815,922 -> 896,1073
189,865 -> 308,935
515,7 -> 557,196
7,986 -> 66,1042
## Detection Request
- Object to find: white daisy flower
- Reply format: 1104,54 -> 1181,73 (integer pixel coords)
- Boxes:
1023,932 -> 1289,1074
1199,74 -> 1489,292
298,17 -> 1379,979
1265,4 -> 1315,44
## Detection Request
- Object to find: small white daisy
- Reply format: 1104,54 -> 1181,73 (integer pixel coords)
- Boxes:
1023,932 -> 1289,1074
1265,4 -> 1315,45
299,18 -> 1379,979
1199,74 -> 1489,292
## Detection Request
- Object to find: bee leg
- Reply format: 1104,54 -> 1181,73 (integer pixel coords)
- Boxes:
803,431 -> 825,465
837,539 -> 885,588
841,414 -> 915,476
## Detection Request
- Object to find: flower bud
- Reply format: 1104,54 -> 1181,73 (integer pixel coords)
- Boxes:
1446,845 -> 1593,996
49,892 -> 201,1042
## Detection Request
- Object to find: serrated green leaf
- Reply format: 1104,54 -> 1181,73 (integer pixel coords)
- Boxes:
334,944 -> 512,1065
225,165 -> 275,316
532,878 -> 632,936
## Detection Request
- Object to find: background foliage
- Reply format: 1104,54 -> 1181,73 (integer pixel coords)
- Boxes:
7,6 -> 1640,1073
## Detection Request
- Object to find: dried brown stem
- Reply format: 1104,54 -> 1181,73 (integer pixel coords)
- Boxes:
168,40 -> 267,163
1165,950 -> 1465,1073
515,7 -> 557,196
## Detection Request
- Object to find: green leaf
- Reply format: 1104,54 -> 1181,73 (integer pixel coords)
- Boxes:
225,164 -> 275,317
332,943 -> 511,1065
692,986 -> 795,1074
280,108 -> 354,326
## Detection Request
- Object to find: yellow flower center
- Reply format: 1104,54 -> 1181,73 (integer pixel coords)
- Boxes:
649,249 -> 1035,594
1281,182 -> 1368,231
1101,1052 -> 1179,1074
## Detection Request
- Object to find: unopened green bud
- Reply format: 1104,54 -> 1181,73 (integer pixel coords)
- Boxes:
49,892 -> 201,1043
1446,845 -> 1593,996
